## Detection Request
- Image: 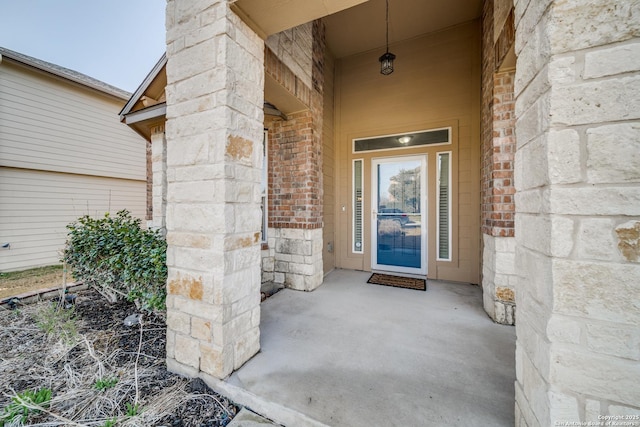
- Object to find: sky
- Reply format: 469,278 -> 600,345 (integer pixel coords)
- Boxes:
0,0 -> 166,93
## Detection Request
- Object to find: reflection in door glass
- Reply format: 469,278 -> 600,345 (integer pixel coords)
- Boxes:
376,161 -> 421,268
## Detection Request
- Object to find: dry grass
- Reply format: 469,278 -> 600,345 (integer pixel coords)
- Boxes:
0,265 -> 72,299
0,290 -> 237,426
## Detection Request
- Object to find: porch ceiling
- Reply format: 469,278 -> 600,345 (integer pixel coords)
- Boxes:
232,0 -> 483,59
231,0 -> 369,38
323,0 -> 483,58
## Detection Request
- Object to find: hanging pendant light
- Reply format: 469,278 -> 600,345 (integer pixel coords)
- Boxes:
379,0 -> 395,75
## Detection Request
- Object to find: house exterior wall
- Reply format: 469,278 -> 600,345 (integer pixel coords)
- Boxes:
150,124 -> 167,231
334,21 -> 481,283
146,141 -> 153,220
0,168 -> 145,271
134,20 -> 327,291
0,62 -> 145,181
322,48 -> 336,275
265,23 -> 313,90
493,0 -> 513,42
0,60 -> 146,271
152,0 -> 640,422
513,0 -> 640,424
261,20 -> 326,291
267,109 -> 321,229
481,0 -> 517,325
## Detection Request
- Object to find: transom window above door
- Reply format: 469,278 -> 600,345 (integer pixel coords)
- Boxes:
353,127 -> 451,153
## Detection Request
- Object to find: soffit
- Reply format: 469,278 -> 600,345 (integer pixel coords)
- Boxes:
265,74 -> 307,116
119,54 -> 167,118
323,0 -> 482,58
231,0 -> 369,38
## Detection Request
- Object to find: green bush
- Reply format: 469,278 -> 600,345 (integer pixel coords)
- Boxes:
63,210 -> 167,313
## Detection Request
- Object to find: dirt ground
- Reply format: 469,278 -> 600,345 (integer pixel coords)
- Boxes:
0,265 -> 71,299
0,288 -> 238,426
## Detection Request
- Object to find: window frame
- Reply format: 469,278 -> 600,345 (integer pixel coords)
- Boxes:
352,127 -> 451,154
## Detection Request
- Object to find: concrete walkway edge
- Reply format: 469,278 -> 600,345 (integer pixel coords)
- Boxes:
200,371 -> 330,427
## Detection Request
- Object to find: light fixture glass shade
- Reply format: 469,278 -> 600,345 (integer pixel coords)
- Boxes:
379,51 -> 395,75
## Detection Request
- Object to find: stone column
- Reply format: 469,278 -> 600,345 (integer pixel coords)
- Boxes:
164,0 -> 264,379
150,124 -> 167,233
513,0 -> 640,425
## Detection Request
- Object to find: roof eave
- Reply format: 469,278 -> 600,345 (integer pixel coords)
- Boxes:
0,47 -> 131,100
119,52 -> 167,119
122,103 -> 167,125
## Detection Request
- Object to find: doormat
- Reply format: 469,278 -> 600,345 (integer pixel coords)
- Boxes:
367,273 -> 426,291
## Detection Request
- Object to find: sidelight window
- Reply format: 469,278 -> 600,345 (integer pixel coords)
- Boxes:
353,159 -> 363,253
437,152 -> 451,260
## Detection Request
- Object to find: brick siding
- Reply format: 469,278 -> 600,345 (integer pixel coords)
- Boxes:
488,70 -> 515,237
481,0 -> 515,238
265,20 -> 324,231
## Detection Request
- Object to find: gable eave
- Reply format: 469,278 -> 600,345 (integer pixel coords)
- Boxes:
119,52 -> 167,119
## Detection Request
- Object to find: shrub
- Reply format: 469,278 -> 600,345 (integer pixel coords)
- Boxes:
63,210 -> 167,313
36,305 -> 78,344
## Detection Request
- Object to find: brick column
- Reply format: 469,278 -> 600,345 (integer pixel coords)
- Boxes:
263,21 -> 325,291
514,0 -> 640,425
481,0 -> 517,325
150,124 -> 167,233
164,0 -> 264,379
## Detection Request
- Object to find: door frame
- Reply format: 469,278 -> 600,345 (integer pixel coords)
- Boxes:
371,154 -> 428,276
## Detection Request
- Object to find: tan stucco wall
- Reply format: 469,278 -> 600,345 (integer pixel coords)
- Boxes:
333,20 -> 481,283
323,48 -> 336,275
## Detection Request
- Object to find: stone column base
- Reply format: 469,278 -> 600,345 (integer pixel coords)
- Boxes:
270,228 -> 323,291
482,234 -> 517,325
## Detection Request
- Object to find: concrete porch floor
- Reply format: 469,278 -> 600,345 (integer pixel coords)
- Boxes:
207,269 -> 516,426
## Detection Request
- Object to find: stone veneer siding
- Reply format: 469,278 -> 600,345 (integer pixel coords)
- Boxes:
513,0 -> 640,425
164,0 -> 264,380
265,23 -> 313,90
150,124 -> 167,232
145,141 -> 152,221
481,0 -> 517,325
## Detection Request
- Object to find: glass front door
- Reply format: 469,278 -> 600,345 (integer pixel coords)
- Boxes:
372,156 -> 427,275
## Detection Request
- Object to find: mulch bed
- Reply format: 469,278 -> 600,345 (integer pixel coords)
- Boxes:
0,288 -> 238,426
